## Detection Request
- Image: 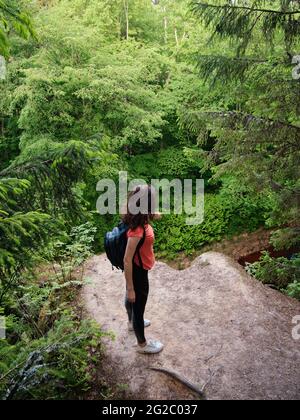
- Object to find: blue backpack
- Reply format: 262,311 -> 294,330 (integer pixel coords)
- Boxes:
104,222 -> 146,270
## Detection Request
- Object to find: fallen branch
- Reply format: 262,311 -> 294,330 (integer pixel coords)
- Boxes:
148,366 -> 206,399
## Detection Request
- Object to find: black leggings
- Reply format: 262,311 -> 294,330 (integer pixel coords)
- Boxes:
125,263 -> 149,344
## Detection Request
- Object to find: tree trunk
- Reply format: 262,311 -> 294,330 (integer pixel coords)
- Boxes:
163,7 -> 168,44
174,27 -> 179,47
123,0 -> 129,40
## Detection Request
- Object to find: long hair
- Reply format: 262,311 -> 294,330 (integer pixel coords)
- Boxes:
122,185 -> 156,229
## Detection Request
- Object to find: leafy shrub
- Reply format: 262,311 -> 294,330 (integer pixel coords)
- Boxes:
0,222 -> 109,400
246,252 -> 300,293
153,195 -> 222,258
270,228 -> 300,251
217,175 -> 272,234
285,281 -> 300,300
0,312 -> 106,400
44,222 -> 97,282
153,193 -> 268,259
129,147 -> 202,181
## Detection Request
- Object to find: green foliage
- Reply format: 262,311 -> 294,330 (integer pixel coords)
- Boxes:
246,252 -> 300,292
0,178 -> 52,304
0,132 -> 102,216
129,146 -> 203,180
0,312 -> 105,400
270,228 -> 300,251
0,221 -> 107,400
190,0 -> 300,56
44,222 -> 97,283
5,41 -> 168,150
216,175 -> 272,233
0,0 -> 299,399
0,0 -> 36,57
285,280 -> 300,301
189,0 -> 300,246
154,191 -> 268,259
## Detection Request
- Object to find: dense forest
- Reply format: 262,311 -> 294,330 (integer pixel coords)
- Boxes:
0,0 -> 299,400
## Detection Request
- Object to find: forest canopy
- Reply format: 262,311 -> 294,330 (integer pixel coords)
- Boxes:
0,0 -> 299,400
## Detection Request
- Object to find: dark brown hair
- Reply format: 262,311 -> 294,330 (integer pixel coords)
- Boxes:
122,185 -> 156,229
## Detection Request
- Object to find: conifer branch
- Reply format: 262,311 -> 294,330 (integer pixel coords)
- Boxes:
201,110 -> 300,132
191,2 -> 300,16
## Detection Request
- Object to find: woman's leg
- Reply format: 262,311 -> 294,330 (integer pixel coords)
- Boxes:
132,264 -> 149,345
125,295 -> 133,322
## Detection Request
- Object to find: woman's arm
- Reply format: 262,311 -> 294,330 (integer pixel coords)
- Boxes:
124,236 -> 141,303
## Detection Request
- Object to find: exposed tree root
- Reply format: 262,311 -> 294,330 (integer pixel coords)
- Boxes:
148,366 -> 206,399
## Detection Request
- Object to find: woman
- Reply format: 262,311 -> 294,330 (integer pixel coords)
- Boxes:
123,185 -> 164,354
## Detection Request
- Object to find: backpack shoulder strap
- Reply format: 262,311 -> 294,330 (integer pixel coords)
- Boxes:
135,225 -> 146,270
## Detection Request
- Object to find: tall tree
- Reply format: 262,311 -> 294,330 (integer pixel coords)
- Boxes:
189,0 -> 300,248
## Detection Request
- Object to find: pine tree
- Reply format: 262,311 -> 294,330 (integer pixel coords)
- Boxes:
189,0 -> 300,249
0,3 -> 95,301
1,140 -> 95,217
191,1 -> 300,58
0,178 -> 51,304
0,0 -> 36,57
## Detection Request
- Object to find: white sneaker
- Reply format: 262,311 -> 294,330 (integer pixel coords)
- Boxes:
137,339 -> 164,354
128,319 -> 151,332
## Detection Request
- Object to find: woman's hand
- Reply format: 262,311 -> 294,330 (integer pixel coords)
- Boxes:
153,212 -> 162,221
127,289 -> 136,303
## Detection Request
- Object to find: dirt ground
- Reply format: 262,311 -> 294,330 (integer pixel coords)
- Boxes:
82,252 -> 300,400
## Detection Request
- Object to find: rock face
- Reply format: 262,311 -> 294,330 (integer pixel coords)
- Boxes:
82,252 -> 300,400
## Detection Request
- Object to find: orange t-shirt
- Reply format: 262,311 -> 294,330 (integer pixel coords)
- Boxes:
127,224 -> 155,270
